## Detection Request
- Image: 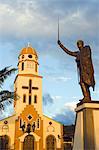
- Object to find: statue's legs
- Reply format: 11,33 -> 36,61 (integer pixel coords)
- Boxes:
80,81 -> 91,102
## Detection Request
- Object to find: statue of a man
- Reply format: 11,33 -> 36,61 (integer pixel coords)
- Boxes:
26,123 -> 31,133
32,122 -> 36,132
57,40 -> 95,102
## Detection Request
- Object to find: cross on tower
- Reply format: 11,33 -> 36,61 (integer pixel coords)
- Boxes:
22,79 -> 38,104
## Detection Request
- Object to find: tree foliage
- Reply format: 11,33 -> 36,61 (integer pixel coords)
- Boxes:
0,66 -> 17,110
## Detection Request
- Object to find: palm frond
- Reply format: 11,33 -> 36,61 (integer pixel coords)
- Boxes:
0,67 -> 17,86
0,90 -> 19,111
0,91 -> 14,102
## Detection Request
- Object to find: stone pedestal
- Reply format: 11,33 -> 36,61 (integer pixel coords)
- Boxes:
73,101 -> 99,150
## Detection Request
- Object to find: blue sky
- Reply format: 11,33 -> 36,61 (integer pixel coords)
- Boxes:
0,0 -> 99,125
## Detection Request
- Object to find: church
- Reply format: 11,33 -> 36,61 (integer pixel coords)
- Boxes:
0,45 -> 63,150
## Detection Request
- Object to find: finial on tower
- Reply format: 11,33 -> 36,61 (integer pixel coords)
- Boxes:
27,42 -> 31,47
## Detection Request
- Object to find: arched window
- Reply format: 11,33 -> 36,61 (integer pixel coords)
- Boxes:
23,135 -> 34,150
29,95 -> 31,105
28,79 -> 32,105
35,63 -> 37,72
22,62 -> 24,70
22,55 -> 24,59
29,80 -> 32,94
46,135 -> 56,150
34,95 -> 37,103
37,118 -> 40,129
2,125 -> 9,133
0,135 -> 10,150
20,118 -> 22,128
32,122 -> 35,132
23,94 -> 26,103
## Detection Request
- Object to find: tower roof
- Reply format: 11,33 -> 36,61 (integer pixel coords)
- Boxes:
20,45 -> 38,56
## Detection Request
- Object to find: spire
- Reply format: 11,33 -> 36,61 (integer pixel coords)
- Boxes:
26,42 -> 30,53
27,42 -> 31,47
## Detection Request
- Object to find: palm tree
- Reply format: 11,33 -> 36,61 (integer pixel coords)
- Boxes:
0,66 -> 17,110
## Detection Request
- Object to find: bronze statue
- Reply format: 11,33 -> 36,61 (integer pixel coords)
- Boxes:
26,123 -> 31,133
21,122 -> 26,132
57,39 -> 95,102
32,122 -> 36,132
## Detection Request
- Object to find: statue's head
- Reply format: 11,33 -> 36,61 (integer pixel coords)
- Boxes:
77,40 -> 84,50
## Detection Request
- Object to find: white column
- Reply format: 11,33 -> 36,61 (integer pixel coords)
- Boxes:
37,141 -> 39,150
19,141 -> 23,150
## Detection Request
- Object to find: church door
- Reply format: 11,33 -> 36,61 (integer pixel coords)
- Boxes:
23,135 -> 34,150
46,135 -> 56,150
0,135 -> 9,150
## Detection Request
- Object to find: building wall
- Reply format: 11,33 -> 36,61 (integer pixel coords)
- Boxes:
0,108 -> 63,150
14,74 -> 43,117
0,115 -> 16,149
43,115 -> 63,150
14,105 -> 43,150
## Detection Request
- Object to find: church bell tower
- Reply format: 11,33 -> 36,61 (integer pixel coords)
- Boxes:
14,44 -> 43,116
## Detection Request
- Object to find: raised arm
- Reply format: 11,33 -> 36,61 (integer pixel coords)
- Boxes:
57,40 -> 77,57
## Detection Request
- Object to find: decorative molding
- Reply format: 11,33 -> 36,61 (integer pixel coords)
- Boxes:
19,132 -> 40,142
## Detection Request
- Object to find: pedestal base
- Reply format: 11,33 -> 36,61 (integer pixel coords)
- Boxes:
73,101 -> 99,150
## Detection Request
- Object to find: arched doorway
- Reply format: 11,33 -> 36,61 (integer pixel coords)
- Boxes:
23,135 -> 34,150
46,135 -> 56,150
0,135 -> 9,150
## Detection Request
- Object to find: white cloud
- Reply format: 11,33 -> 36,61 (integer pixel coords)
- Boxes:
64,102 -> 76,111
52,95 -> 62,100
47,76 -> 72,82
60,9 -> 98,39
51,101 -> 76,118
52,102 -> 76,125
0,0 -> 98,41
0,2 -> 56,40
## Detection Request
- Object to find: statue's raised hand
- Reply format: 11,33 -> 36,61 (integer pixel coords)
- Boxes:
57,40 -> 61,45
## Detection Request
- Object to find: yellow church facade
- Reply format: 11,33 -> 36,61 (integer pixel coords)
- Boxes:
0,45 -> 63,150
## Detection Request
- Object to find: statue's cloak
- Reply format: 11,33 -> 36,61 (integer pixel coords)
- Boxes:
80,45 -> 95,90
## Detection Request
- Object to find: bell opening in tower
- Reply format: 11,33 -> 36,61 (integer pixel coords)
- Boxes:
22,62 -> 24,70
29,95 -> 31,105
